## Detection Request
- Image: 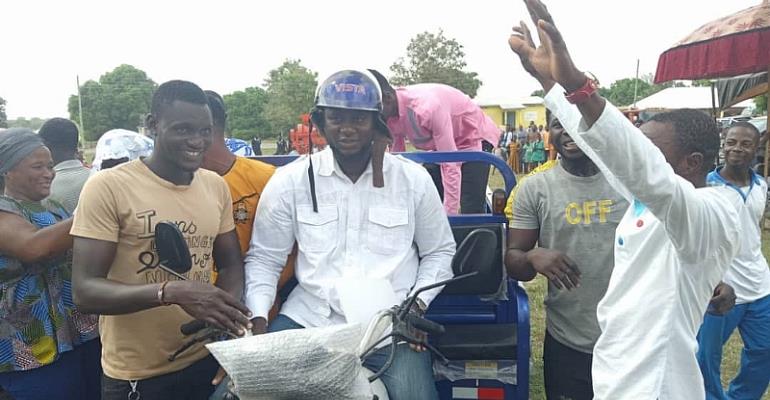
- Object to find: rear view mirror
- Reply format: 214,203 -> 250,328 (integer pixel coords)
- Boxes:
155,221 -> 192,280
397,228 -> 496,320
451,228 -> 496,275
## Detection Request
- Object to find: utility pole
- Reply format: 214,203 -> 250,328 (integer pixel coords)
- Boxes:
632,59 -> 640,108
76,75 -> 85,137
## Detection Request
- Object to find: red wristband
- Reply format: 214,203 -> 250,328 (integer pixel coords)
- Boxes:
565,75 -> 599,104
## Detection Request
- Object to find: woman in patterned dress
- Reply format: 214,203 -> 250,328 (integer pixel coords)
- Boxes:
0,129 -> 100,400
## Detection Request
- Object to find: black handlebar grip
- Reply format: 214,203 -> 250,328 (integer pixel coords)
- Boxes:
180,320 -> 207,336
405,314 -> 446,335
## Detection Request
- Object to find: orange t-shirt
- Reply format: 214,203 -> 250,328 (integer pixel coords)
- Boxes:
223,157 -> 275,254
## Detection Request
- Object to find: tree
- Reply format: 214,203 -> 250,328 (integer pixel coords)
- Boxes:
754,95 -> 768,115
68,80 -> 108,140
601,78 -> 653,107
263,59 -> 318,136
596,77 -> 685,107
68,64 -> 156,141
390,30 -> 482,97
0,97 -> 6,128
224,86 -> 271,139
8,117 -> 47,131
692,79 -> 713,87
598,86 -> 612,100
530,90 -> 545,97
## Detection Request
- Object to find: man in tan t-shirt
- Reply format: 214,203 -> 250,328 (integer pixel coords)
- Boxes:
71,80 -> 252,400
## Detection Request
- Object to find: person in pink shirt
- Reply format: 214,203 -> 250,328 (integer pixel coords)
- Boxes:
369,70 -> 500,215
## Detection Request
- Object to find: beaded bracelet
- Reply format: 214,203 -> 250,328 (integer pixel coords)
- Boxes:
157,281 -> 171,306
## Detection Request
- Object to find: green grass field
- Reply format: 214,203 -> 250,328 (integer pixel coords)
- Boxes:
488,170 -> 770,399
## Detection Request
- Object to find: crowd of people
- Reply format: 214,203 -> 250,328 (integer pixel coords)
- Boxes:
497,122 -> 556,174
0,1 -> 768,399
0,67 -> 490,399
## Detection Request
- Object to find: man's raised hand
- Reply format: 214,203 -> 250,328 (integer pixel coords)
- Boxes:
511,21 -> 554,90
508,0 -> 587,92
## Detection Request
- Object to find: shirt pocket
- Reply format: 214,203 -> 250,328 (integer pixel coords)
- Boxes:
366,207 -> 410,255
297,205 -> 338,253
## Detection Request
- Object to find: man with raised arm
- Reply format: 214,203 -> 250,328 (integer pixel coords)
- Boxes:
508,1 -> 742,398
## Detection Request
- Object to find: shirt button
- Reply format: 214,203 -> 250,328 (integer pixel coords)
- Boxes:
618,237 -> 624,246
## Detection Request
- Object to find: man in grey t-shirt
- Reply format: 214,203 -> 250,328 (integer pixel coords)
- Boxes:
38,118 -> 91,213
504,116 -> 627,400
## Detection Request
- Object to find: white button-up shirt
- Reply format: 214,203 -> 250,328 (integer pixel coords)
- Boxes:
546,85 -> 742,400
244,148 -> 455,328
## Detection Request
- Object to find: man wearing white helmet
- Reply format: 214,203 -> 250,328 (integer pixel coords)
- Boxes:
244,69 -> 455,399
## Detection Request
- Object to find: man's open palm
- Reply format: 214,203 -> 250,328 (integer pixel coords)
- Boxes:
508,0 -> 585,91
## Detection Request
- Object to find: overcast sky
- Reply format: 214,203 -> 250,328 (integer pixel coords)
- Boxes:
1,0 -> 760,119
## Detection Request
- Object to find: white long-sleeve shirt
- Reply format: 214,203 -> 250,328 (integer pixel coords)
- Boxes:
545,85 -> 742,400
244,148 -> 456,328
707,168 -> 770,304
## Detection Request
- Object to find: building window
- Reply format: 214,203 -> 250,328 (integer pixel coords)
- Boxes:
504,111 -> 516,127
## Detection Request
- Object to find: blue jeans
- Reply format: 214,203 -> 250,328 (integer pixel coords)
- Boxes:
0,338 -> 102,400
212,315 -> 438,400
697,293 -> 770,400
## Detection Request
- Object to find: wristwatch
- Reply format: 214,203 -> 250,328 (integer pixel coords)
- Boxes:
565,73 -> 599,104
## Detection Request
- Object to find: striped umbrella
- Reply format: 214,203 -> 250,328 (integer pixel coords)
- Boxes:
654,0 -> 770,82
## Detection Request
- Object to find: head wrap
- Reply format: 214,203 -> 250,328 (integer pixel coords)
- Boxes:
0,128 -> 46,174
224,138 -> 254,157
92,129 -> 154,172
